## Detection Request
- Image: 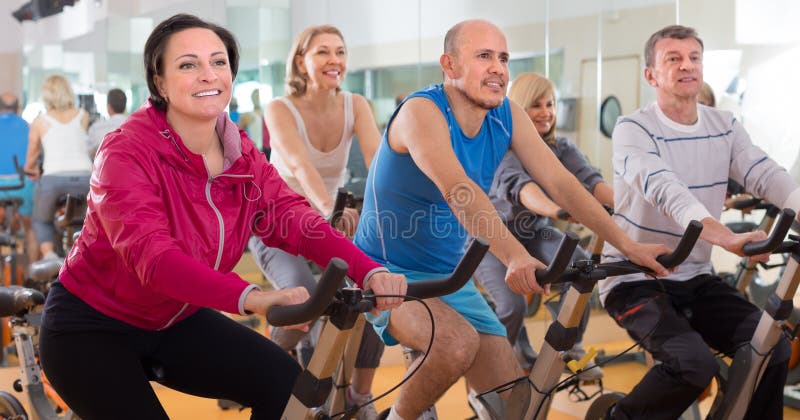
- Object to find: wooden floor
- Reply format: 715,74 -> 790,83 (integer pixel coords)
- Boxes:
2,250 -> 797,419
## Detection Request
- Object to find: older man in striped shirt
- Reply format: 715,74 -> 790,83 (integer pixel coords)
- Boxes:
600,25 -> 800,420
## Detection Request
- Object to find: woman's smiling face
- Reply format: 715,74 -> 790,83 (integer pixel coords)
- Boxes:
155,27 -> 233,124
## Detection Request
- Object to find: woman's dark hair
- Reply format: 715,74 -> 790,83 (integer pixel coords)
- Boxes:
144,14 -> 240,112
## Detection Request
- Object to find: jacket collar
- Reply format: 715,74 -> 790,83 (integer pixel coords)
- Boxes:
134,99 -> 252,179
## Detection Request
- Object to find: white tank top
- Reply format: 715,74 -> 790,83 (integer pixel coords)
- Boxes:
40,110 -> 93,175
269,92 -> 355,209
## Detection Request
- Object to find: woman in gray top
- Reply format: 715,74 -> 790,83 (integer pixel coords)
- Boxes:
474,72 -> 612,377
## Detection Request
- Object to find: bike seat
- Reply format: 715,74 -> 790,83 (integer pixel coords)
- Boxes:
726,221 -> 758,234
0,286 -> 45,317
28,259 -> 63,283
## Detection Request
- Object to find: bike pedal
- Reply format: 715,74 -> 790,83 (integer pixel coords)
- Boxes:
566,347 -> 599,374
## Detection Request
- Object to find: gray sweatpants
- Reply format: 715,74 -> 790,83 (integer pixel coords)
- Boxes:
32,173 -> 90,244
248,236 -> 384,368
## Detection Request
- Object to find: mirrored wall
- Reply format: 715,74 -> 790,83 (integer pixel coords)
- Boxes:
17,0 -> 800,181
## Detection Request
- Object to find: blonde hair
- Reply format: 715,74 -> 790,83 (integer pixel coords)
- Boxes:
508,72 -> 557,146
41,75 -> 75,111
698,82 -> 716,108
285,25 -> 345,96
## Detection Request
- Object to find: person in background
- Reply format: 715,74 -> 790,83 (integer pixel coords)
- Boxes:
698,81 -> 715,108
474,72 -> 612,380
228,97 -> 240,124
86,88 -> 127,159
24,74 -> 92,260
238,89 -> 265,152
248,24 -> 384,419
37,14 -> 405,420
0,92 -> 37,259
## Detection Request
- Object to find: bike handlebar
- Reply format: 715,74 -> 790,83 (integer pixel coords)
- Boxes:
554,205 -> 614,222
328,188 -> 349,227
265,238 -> 491,326
56,195 -> 84,228
559,220 -> 703,282
0,156 -> 25,192
403,237 -> 490,300
741,208 -> 795,255
266,258 -> 349,327
534,231 -> 580,286
730,196 -> 778,212
731,196 -> 762,210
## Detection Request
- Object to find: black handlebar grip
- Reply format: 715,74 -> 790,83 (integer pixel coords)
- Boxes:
556,209 -> 571,221
266,258 -> 349,326
534,231 -> 580,286
731,197 -> 762,210
656,220 -> 703,269
742,208 -> 796,256
328,188 -> 349,226
405,237 -> 490,300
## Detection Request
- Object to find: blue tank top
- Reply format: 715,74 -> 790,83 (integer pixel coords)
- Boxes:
354,84 -> 513,273
0,113 -> 29,177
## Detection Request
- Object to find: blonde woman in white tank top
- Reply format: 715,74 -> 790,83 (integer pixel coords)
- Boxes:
24,75 -> 92,260
248,25 -> 385,418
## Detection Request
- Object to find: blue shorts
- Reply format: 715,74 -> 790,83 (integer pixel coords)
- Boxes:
365,262 -> 506,346
0,175 -> 35,216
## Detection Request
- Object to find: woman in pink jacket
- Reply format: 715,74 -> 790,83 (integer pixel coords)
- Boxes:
38,14 -> 406,420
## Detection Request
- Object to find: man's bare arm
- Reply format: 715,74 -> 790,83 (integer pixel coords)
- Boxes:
388,97 -> 545,294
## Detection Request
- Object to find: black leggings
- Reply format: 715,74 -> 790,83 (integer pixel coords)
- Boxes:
39,286 -> 301,420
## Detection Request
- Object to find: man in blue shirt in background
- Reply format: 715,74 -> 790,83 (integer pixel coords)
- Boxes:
0,92 -> 37,259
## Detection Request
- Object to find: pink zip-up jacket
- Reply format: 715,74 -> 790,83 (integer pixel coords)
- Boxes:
58,100 -> 384,330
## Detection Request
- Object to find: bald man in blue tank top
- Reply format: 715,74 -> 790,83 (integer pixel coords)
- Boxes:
354,19 -> 671,420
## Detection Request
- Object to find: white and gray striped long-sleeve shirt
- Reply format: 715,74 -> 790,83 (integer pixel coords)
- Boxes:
599,102 -> 800,301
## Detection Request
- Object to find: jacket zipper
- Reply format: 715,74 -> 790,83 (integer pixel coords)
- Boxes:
159,129 -> 189,162
157,141 -> 253,330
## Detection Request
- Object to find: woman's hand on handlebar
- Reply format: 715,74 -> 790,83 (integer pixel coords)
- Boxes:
334,207 -> 360,238
245,287 -> 312,331
505,253 -> 548,295
621,241 -> 671,277
364,272 -> 407,315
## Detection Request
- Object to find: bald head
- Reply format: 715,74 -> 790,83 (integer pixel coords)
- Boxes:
0,92 -> 18,114
444,19 -> 503,56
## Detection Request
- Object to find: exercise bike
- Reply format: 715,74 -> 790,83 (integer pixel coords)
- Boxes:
0,157 -> 29,367
390,228 -> 586,420
1,157 -> 28,289
0,285 -> 79,419
267,237 -> 491,419
473,219 -> 705,419
585,208 -> 796,419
